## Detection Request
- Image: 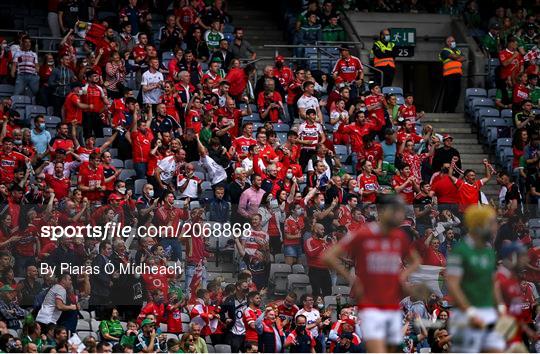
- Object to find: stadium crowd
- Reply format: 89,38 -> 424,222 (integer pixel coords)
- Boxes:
0,0 -> 538,353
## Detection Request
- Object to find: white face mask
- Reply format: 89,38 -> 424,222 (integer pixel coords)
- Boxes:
384,35 -> 390,42
117,187 -> 126,194
450,41 -> 457,49
286,172 -> 293,179
148,190 -> 154,198
269,199 -> 279,209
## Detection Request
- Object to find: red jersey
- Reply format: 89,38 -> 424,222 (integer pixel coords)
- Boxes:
392,174 -> 414,204
364,94 -> 385,130
273,66 -> 294,87
233,136 -> 256,159
110,97 -> 129,127
342,122 -> 377,153
257,91 -> 283,123
400,151 -> 429,180
137,302 -> 165,325
166,305 -> 183,334
430,175 -> 458,204
275,301 -> 299,332
399,104 -> 417,122
63,92 -> 83,124
298,122 -> 323,150
304,236 -> 329,269
130,129 -> 154,164
258,144 -> 278,163
50,137 -> 75,161
13,224 -> 38,257
44,174 -> 70,201
512,83 -> 529,104
215,107 -> 242,137
243,307 -> 262,342
357,173 -> 379,203
337,205 -> 353,226
78,162 -> 105,201
498,49 -> 524,80
81,83 -> 106,113
243,229 -> 269,255
455,179 -> 483,212
132,45 -> 147,62
396,130 -> 422,146
142,272 -> 172,302
284,215 -> 304,246
339,223 -> 411,309
358,142 -> 383,166
0,150 -> 26,184
160,93 -> 182,122
286,80 -> 303,105
525,247 -> 540,283
225,67 -> 248,97
176,6 -> 198,33
496,266 -> 534,335
332,56 -> 363,83
185,109 -> 202,133
185,229 -> 209,264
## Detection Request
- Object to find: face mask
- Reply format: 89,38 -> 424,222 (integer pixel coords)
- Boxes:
440,167 -> 449,174
296,325 -> 306,332
14,140 -> 22,145
319,202 -> 326,209
117,187 -> 126,194
47,61 -> 54,66
450,42 -> 456,49
353,187 -> 360,193
295,208 -> 303,216
317,303 -> 324,309
269,199 -> 279,209
39,123 -> 46,130
148,190 -> 154,198
286,172 -> 293,179
384,35 -> 390,42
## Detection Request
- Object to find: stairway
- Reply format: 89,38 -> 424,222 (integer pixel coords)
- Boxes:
422,113 -> 500,202
227,1 -> 291,71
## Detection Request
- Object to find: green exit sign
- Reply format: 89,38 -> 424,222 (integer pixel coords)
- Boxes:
389,28 -> 416,47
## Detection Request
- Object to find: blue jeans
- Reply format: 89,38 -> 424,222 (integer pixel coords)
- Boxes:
133,162 -> 147,180
159,238 -> 182,262
184,264 -> 208,296
14,73 -> 39,96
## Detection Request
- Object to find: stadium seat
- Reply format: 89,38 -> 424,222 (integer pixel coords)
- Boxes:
273,253 -> 285,263
80,310 -> 91,320
111,159 -> 124,168
270,263 -> 292,295
480,118 -> 511,138
25,104 -> 46,120
181,313 -> 190,322
190,201 -> 201,210
530,219 -> 540,238
277,132 -> 287,142
496,138 -> 512,152
396,96 -> 405,105
109,148 -> 118,158
77,331 -> 98,340
274,123 -> 290,132
119,169 -> 136,181
500,109 -> 513,119
382,87 -> 403,95
124,159 -> 134,169
474,108 -> 499,127
287,274 -> 310,295
201,181 -> 212,190
0,84 -> 14,95
487,88 -> 497,99
292,264 -> 305,274
77,320 -> 91,331
334,145 -> 348,156
465,88 -> 487,100
95,137 -> 108,146
11,95 -> 32,107
162,51 -> 175,67
343,165 -> 354,174
207,344 -> 215,353
332,285 -> 351,296
103,127 -> 113,136
215,344 -> 232,353
45,115 -> 61,128
243,114 -> 259,123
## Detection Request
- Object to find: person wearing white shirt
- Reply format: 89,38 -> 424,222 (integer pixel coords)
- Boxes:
196,134 -> 227,187
297,81 -> 323,122
141,57 -> 164,106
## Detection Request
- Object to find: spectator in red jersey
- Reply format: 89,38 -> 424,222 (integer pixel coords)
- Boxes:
418,229 -> 446,267
226,64 -> 255,102
286,68 -> 306,123
126,107 -> 154,179
185,95 -> 204,134
78,151 -> 105,204
398,93 -> 425,124
304,222 -> 333,297
392,164 -> 419,205
0,137 -> 27,185
430,162 -> 459,214
342,110 -> 378,155
242,291 -> 262,346
398,137 -> 435,181
258,81 -> 284,124
357,133 -> 383,173
81,70 -> 109,139
498,36 -> 523,87
512,72 -> 530,111
448,157 -> 493,213
332,44 -> 364,98
357,160 -> 379,204
44,162 -> 71,200
329,98 -> 350,145
273,55 -> 294,88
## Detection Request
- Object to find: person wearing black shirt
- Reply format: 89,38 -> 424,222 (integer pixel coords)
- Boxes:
499,172 -> 522,216
151,104 -> 182,138
431,134 -> 461,173
413,181 -> 434,236
180,128 -> 200,162
159,15 -> 183,54
285,314 -> 316,353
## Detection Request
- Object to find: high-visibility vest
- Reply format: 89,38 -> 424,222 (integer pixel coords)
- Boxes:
439,47 -> 463,77
373,40 -> 396,68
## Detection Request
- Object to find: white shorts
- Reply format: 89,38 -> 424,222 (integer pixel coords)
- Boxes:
449,308 -> 506,353
358,308 -> 403,345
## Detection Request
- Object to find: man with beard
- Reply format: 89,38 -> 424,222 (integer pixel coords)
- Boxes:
243,291 -> 263,346
81,70 -> 109,139
324,195 -> 421,353
135,318 -> 166,353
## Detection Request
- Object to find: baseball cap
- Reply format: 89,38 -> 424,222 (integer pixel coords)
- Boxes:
442,134 -> 453,141
275,55 -> 285,63
108,193 -> 123,201
210,57 -> 222,63
141,319 -> 155,327
0,285 -> 15,292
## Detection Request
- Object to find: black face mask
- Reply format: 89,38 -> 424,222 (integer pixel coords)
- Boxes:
296,325 -> 306,332
275,62 -> 283,69
440,167 -> 449,174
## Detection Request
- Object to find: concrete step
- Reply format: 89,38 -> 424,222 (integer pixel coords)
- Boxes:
452,145 -> 485,153
431,126 -> 472,134
425,113 -> 464,120
428,122 -> 473,129
423,117 -> 468,123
